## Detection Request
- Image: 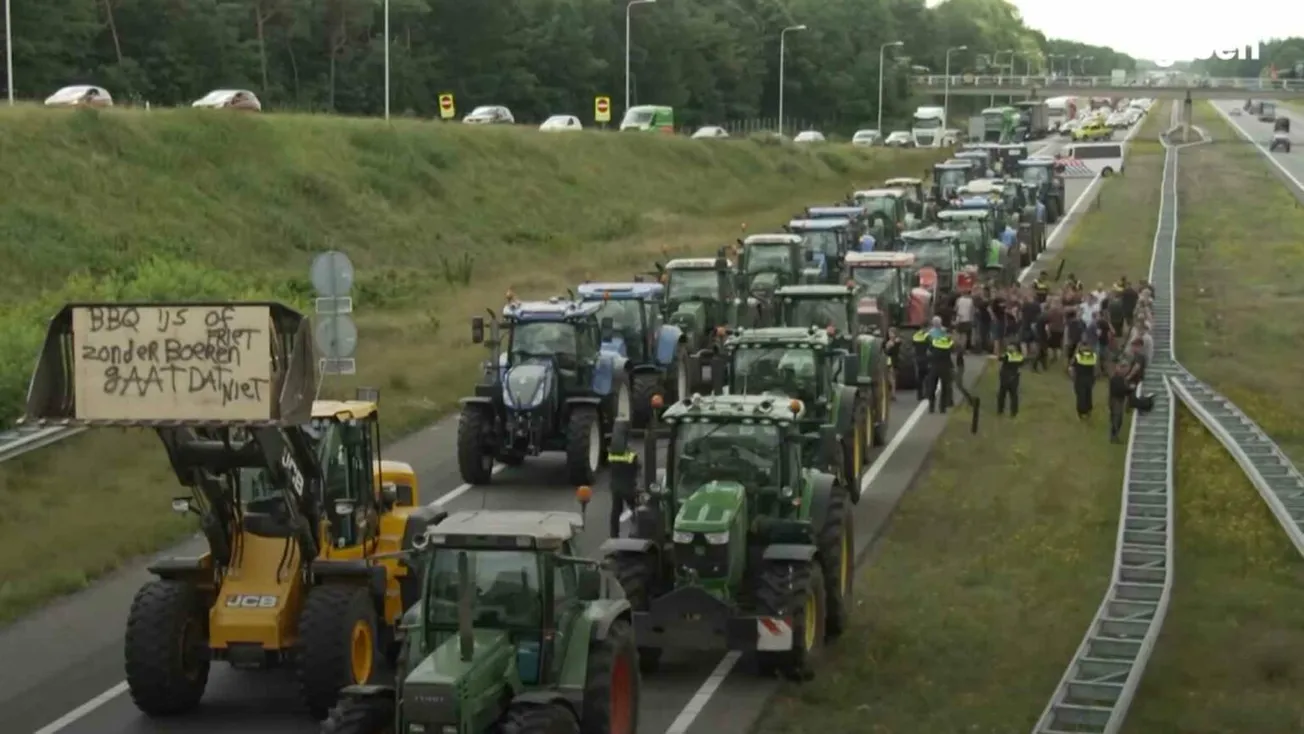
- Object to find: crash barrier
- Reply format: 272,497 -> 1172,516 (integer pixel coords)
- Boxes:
1030,132 -> 1185,734
0,424 -> 86,462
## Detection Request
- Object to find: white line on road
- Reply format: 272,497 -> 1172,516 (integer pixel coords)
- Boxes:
31,683 -> 128,734
1210,102 -> 1304,191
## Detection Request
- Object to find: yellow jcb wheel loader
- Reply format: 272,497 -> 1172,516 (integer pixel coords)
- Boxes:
22,301 -> 447,719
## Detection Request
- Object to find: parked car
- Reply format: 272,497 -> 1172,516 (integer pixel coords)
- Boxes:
884,130 -> 913,147
192,89 -> 262,111
463,105 -> 514,124
691,125 -> 729,139
539,115 -> 582,131
44,85 -> 112,108
851,129 -> 881,146
1072,120 -> 1113,141
793,130 -> 826,144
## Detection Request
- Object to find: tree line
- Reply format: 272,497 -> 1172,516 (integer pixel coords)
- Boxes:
3,0 -> 1133,129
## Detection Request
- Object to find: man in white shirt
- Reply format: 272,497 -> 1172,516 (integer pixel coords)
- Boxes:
955,291 -> 975,351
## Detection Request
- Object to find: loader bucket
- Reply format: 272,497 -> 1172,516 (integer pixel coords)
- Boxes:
24,301 -> 317,426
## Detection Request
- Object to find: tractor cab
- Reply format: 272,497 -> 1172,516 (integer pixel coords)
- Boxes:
953,150 -> 991,176
784,219 -> 854,283
775,283 -> 859,343
900,227 -> 967,295
884,177 -> 926,218
932,162 -> 974,201
951,180 -> 1009,231
935,210 -> 1006,287
849,189 -> 911,245
845,251 -> 932,390
807,206 -> 872,245
577,281 -> 667,364
1017,158 -> 1065,223
997,143 -> 1029,172
659,255 -> 736,392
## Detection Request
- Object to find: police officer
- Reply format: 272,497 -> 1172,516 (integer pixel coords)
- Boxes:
606,420 -> 639,537
1071,342 -> 1098,420
997,342 -> 1024,416
1033,270 -> 1050,304
912,329 -> 931,400
926,328 -> 959,413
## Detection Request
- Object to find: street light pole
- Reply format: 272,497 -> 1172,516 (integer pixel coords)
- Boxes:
943,45 -> 967,127
625,0 -> 656,117
877,40 -> 903,134
778,24 -> 806,137
383,0 -> 390,119
4,0 -> 13,105
1080,55 -> 1094,76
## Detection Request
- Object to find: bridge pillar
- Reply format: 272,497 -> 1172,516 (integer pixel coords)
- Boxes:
1182,91 -> 1193,143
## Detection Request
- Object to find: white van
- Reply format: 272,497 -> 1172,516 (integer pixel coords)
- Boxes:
1062,142 -> 1126,177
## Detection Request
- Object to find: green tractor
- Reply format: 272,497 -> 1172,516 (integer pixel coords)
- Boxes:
658,254 -> 737,394
931,162 -> 974,202
322,497 -> 641,734
845,251 -> 934,389
848,189 -> 913,247
784,217 -> 856,284
935,209 -> 1016,287
735,233 -> 808,327
603,394 -> 855,680
773,283 -> 892,447
882,177 -> 930,221
722,324 -> 884,494
1016,158 -> 1065,224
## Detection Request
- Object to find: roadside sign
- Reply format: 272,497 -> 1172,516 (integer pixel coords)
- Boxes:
595,96 -> 611,123
319,358 -> 357,376
439,93 -> 455,120
310,251 -> 354,297
315,314 -> 358,359
309,250 -> 360,378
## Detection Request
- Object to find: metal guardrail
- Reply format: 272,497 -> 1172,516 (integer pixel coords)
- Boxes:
0,424 -> 86,462
911,74 -> 1304,92
1030,117 -> 1187,734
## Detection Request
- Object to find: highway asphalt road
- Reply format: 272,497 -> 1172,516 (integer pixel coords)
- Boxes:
3,136 -> 1102,734
1209,100 -> 1304,196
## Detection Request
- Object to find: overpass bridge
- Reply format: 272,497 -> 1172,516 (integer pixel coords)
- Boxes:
910,74 -> 1304,99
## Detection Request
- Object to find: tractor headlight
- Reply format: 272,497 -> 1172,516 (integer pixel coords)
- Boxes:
703,531 -> 730,545
672,530 -> 694,543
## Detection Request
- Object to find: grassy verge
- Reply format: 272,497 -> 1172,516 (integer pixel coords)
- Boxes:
755,102 -> 1173,734
1172,102 -> 1304,465
0,107 -> 946,625
1120,410 -> 1304,733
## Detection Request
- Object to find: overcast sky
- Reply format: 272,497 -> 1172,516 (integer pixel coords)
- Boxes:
1003,0 -> 1303,62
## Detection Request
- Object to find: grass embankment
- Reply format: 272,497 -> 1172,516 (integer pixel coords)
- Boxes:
0,107 -> 946,625
1116,101 -> 1304,732
755,102 -> 1173,734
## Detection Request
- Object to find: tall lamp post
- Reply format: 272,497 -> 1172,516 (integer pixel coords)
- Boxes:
877,40 -> 903,134
1079,55 -> 1094,76
1048,53 -> 1063,78
383,0 -> 390,119
943,45 -> 967,127
4,0 -> 13,104
625,0 -> 656,117
778,24 -> 806,137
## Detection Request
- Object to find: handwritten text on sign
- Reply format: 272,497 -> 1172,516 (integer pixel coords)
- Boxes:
73,305 -> 274,421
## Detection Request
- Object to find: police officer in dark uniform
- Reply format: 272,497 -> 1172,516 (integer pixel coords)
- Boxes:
925,328 -> 959,413
1032,271 -> 1051,304
997,342 -> 1024,416
1071,343 -> 1098,419
912,329 -> 931,400
605,420 -> 639,537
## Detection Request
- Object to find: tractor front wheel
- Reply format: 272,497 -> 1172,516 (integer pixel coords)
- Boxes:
500,703 -> 581,734
872,376 -> 890,449
581,618 -> 640,734
457,406 -> 496,484
817,483 -> 855,638
565,406 -> 602,485
842,402 -> 867,490
320,695 -> 394,734
610,551 -> 663,673
755,561 -> 826,681
295,585 -> 380,719
124,579 -> 210,716
631,372 -> 661,429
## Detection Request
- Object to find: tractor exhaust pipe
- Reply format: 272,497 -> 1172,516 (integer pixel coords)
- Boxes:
457,551 -> 474,662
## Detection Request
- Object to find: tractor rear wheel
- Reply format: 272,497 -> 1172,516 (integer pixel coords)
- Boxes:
755,561 -> 825,681
631,372 -> 661,429
609,552 -> 663,673
581,618 -> 640,734
124,579 -> 210,716
872,373 -> 890,449
818,483 -> 855,639
457,405 -> 496,484
499,703 -> 581,734
320,695 -> 394,734
842,401 -> 867,489
296,585 -> 379,719
565,406 -> 601,485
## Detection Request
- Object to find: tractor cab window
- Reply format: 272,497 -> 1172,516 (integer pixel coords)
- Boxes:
785,299 -> 847,334
1020,166 -> 1050,186
858,196 -> 895,218
511,321 -> 578,367
797,231 -> 839,258
746,244 -> 794,273
851,268 -> 900,303
425,549 -> 543,630
236,421 -> 329,506
905,241 -> 954,271
672,421 -> 782,496
937,169 -> 966,191
595,299 -> 645,360
665,269 -> 718,301
732,347 -> 820,406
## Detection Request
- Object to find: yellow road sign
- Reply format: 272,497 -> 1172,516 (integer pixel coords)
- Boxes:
595,96 -> 611,123
438,93 -> 455,120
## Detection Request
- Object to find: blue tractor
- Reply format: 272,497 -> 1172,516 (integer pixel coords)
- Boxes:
457,298 -> 632,485
577,282 -> 688,428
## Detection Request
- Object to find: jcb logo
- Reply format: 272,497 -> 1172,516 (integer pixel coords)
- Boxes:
225,594 -> 278,608
281,448 -> 305,495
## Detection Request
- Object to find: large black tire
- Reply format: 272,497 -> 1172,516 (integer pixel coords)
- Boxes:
457,405 -> 496,484
609,552 -> 663,673
871,374 -> 890,449
630,372 -> 662,429
755,562 -> 826,680
581,618 -> 640,734
498,703 -> 581,734
565,405 -> 601,485
320,696 -> 394,734
818,483 -> 854,639
124,579 -> 210,716
842,400 -> 867,488
295,585 -> 380,719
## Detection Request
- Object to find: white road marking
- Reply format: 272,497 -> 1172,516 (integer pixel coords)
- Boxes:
664,652 -> 744,734
31,683 -> 129,734
1209,102 -> 1304,191
429,463 -> 507,506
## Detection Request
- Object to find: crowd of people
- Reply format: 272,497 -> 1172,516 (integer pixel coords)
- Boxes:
886,273 -> 1158,443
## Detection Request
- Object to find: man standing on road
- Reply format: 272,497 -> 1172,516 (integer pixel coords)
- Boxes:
926,327 -> 958,414
1020,292 -> 1041,359
1121,279 -> 1139,333
955,289 -> 975,352
973,287 -> 991,353
605,422 -> 640,538
1071,343 -> 1098,420
997,342 -> 1025,417
1108,363 -> 1130,443
1033,270 -> 1051,304
912,329 -> 931,400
